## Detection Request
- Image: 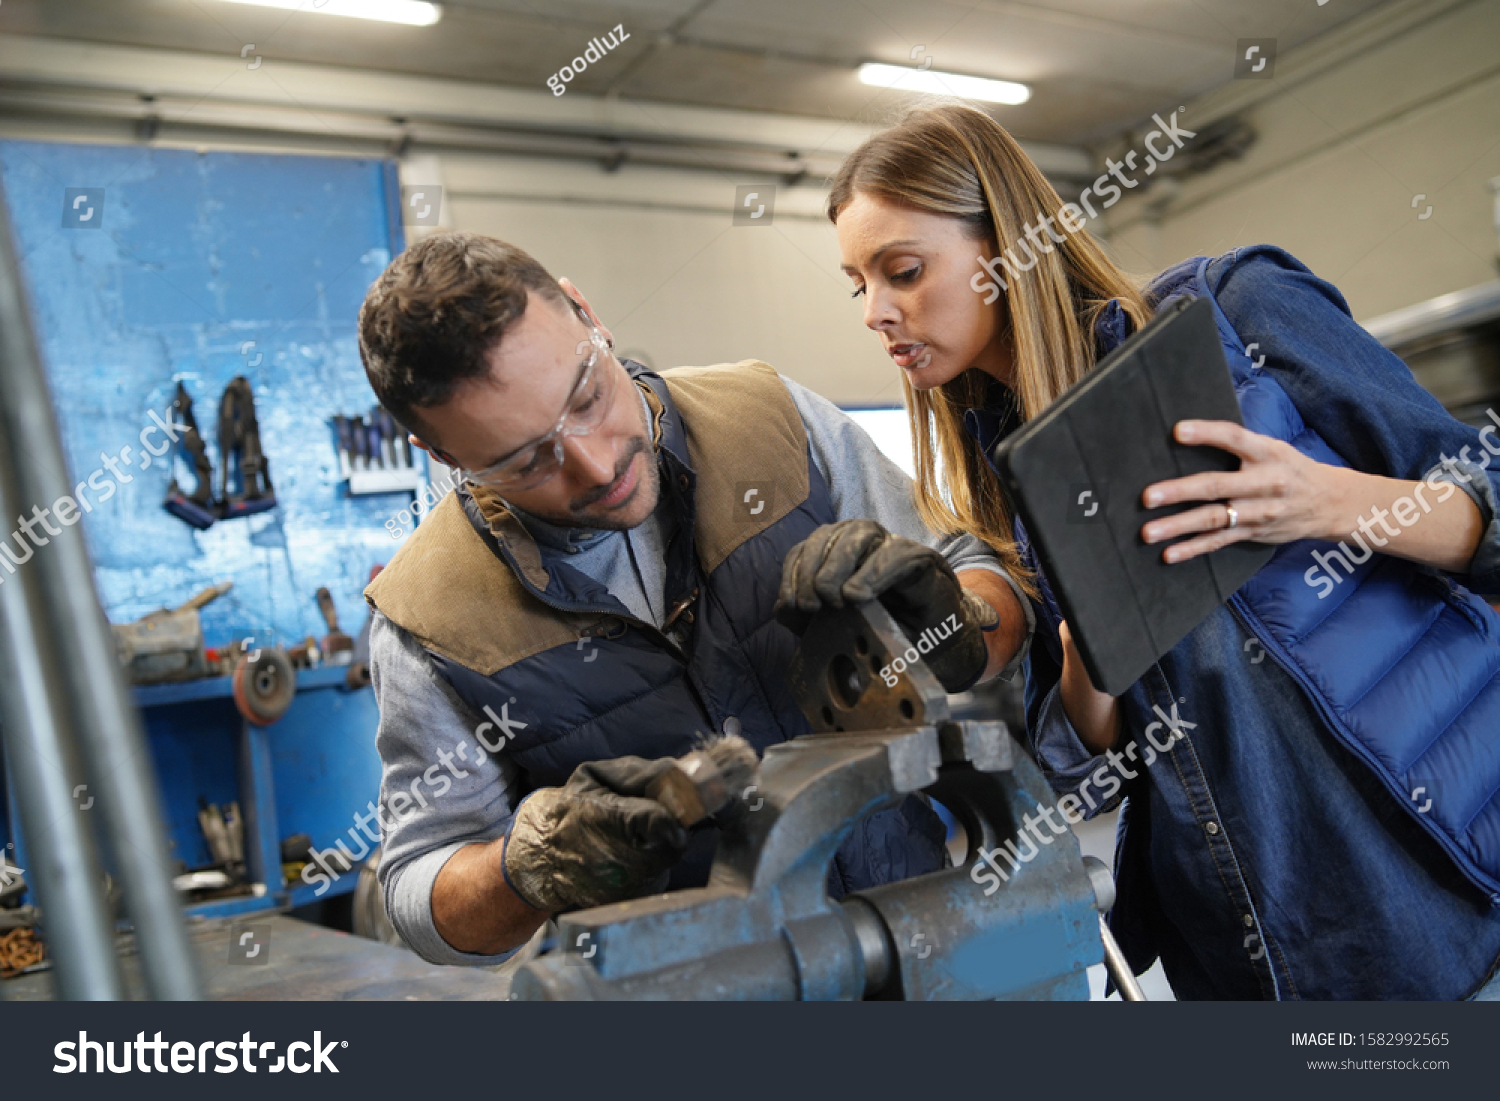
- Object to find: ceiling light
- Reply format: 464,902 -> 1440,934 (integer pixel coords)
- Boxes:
217,0 -> 442,26
857,62 -> 1030,106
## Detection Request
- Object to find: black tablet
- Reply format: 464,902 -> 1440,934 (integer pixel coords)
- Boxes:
990,295 -> 1274,696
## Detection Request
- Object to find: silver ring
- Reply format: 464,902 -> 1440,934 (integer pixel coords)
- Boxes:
1225,504 -> 1239,530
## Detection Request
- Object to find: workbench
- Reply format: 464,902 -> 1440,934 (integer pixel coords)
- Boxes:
0,914 -> 512,1001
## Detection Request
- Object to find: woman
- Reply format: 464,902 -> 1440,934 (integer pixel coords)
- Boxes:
827,102 -> 1500,999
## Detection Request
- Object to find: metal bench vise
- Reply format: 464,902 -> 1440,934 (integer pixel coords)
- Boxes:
510,602 -> 1108,1000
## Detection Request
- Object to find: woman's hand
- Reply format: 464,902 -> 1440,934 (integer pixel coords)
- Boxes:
1139,420 -> 1353,564
1058,619 -> 1120,756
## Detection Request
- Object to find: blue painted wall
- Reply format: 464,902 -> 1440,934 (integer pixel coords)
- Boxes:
0,141 -> 406,646
0,142 -> 408,892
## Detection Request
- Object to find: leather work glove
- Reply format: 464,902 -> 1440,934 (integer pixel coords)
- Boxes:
502,756 -> 691,913
774,519 -> 999,693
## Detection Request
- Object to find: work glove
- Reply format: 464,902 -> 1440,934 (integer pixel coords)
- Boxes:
502,756 -> 691,913
774,519 -> 998,693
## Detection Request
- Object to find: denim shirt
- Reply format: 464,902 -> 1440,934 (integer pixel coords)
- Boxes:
965,248 -> 1500,999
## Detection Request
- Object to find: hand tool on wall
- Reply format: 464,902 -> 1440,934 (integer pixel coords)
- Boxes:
315,586 -> 354,665
333,414 -> 353,480
365,409 -> 385,469
217,375 -> 276,519
163,381 -> 218,529
350,414 -> 368,472
335,407 -> 422,494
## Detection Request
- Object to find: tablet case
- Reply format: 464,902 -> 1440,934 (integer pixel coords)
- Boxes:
991,295 -> 1274,696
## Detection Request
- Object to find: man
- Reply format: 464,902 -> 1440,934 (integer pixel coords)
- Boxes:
358,232 -> 1032,966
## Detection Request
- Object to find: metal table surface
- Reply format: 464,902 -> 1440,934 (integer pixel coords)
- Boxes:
0,915 -> 512,1001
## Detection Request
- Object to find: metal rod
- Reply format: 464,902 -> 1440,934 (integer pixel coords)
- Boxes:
0,251 -> 124,1003
1098,914 -> 1147,1002
0,176 -> 202,999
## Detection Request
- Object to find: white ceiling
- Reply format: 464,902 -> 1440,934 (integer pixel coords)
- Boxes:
0,0 -> 1397,146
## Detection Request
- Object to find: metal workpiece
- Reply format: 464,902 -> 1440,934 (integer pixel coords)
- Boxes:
789,600 -> 951,732
0,181 -> 201,1000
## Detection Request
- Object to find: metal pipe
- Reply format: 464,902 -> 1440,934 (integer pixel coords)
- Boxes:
1082,855 -> 1146,1001
0,177 -> 201,999
0,237 -> 124,1003
1098,915 -> 1147,1002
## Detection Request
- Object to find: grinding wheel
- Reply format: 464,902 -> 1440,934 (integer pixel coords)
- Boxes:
232,648 -> 296,725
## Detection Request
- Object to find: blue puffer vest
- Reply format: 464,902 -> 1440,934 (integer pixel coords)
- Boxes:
1087,252 -> 1500,903
366,360 -> 947,895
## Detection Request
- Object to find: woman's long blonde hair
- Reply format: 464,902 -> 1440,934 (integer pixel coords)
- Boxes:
827,103 -> 1151,596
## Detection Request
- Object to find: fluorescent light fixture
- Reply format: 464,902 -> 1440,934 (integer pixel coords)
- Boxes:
858,62 -> 1030,106
218,0 -> 442,26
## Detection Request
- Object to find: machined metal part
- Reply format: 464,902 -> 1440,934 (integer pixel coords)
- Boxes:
788,600 -> 950,733
510,600 -> 1103,1001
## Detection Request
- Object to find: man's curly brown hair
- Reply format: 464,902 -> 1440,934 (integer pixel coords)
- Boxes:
357,232 -> 570,441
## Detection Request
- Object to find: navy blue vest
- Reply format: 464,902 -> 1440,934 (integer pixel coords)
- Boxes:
369,361 -> 947,895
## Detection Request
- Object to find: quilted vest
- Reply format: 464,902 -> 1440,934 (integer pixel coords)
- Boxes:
1126,254 -> 1500,904
366,360 -> 947,893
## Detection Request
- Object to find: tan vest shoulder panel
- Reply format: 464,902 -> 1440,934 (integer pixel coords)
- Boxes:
365,360 -> 809,675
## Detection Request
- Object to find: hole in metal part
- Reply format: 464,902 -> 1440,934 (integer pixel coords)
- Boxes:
828,653 -> 863,709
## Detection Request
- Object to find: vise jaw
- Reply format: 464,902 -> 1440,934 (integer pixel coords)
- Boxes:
509,602 -> 1103,1000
